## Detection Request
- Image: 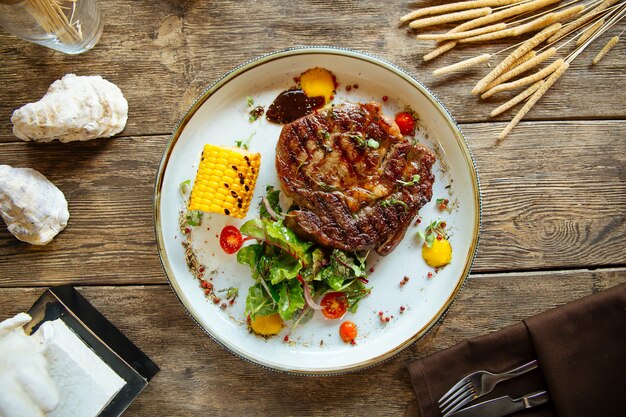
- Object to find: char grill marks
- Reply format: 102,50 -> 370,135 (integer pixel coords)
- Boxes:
276,102 -> 435,256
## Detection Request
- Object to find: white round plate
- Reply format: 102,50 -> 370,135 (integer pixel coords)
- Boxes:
154,47 -> 481,374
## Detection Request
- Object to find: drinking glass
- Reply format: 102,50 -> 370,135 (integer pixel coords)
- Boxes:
0,0 -> 103,54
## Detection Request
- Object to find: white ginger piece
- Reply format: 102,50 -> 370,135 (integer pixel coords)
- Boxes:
0,165 -> 69,245
11,74 -> 128,143
0,313 -> 60,417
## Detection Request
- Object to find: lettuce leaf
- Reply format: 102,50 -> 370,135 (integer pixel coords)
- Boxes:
277,279 -> 305,321
259,185 -> 282,219
321,249 -> 367,290
240,218 -> 313,266
245,283 -> 277,318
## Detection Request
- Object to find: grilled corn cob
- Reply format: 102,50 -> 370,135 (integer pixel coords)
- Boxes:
188,144 -> 261,219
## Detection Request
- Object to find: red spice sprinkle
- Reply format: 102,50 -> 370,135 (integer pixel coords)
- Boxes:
382,95 -> 388,102
427,272 -> 433,278
416,218 -> 422,224
403,276 -> 410,282
213,297 -> 221,304
204,289 -> 211,296
350,339 -> 356,345
369,267 -> 375,273
184,227 -> 191,234
378,311 -> 384,316
346,85 -> 352,91
441,222 -> 447,228
353,84 -> 359,89
199,266 -> 205,273
229,299 -> 235,305
220,303 -> 227,309
437,235 -> 443,241
385,317 -> 390,322
283,335 -> 289,342
400,306 -> 406,313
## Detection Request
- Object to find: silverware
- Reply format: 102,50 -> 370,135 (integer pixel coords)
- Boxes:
439,359 -> 539,416
446,390 -> 549,417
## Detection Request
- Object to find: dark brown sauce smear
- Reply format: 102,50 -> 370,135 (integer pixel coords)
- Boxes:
266,89 -> 325,124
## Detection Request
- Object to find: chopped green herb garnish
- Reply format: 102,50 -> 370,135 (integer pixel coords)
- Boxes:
180,179 -> 191,197
246,96 -> 254,107
185,210 -> 203,227
366,138 -> 380,149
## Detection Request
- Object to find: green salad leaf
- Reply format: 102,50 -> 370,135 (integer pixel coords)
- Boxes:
277,279 -> 305,321
237,189 -> 372,325
240,218 -> 313,266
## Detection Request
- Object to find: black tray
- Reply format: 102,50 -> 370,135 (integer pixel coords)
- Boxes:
26,285 -> 159,417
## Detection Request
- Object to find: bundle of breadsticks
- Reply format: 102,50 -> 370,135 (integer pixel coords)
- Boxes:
401,0 -> 626,140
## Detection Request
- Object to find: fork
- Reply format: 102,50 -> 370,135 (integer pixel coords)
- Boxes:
438,359 -> 539,416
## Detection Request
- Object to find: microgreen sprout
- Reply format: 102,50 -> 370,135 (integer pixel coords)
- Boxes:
219,286 -> 239,300
417,220 -> 447,248
380,198 -> 408,210
397,174 -> 421,186
235,131 -> 255,150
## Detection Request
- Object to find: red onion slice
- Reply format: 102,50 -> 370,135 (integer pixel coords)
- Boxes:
297,275 -> 324,310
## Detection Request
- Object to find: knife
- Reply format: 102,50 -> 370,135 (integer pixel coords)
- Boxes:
446,390 -> 549,417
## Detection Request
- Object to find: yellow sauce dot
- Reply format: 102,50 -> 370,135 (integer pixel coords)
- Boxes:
249,313 -> 284,336
422,238 -> 452,268
300,67 -> 335,103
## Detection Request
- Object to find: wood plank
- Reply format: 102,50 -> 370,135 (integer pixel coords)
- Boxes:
466,120 -> 626,271
0,120 -> 624,286
0,270 -> 622,416
1,0 -> 625,142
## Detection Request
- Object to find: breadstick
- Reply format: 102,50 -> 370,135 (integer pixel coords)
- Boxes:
433,54 -> 492,76
454,0 -> 561,32
459,12 -> 557,43
509,50 -> 537,70
482,58 -> 564,98
400,0 -> 522,24
460,5 -> 583,43
409,7 -> 492,30
472,23 -> 561,95
423,42 -> 457,61
592,35 -> 619,64
498,61 -> 569,140
484,47 -> 556,91
576,18 -> 605,46
547,0 -> 621,43
416,23 -> 507,40
420,0 -> 560,61
490,81 -> 544,117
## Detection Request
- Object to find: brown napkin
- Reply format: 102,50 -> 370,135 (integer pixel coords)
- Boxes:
408,282 -> 626,417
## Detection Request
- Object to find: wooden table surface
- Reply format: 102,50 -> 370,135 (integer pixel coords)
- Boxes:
1,1 -> 624,416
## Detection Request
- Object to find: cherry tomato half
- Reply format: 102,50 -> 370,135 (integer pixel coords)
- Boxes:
394,112 -> 416,136
339,321 -> 358,343
219,225 -> 243,254
321,292 -> 348,319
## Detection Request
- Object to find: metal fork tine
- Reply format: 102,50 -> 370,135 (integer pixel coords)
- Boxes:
438,378 -> 472,405
441,388 -> 476,416
438,381 -> 472,409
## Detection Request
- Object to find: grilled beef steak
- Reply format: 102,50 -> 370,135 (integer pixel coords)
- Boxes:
275,102 -> 435,256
